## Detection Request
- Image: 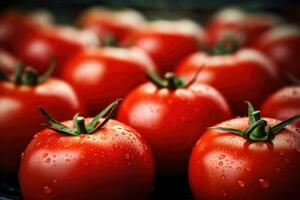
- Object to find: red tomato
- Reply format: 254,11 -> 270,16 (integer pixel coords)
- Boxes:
117,72 -> 232,174
252,25 -> 300,80
189,104 -> 300,200
261,85 -> 300,127
60,47 -> 157,116
14,26 -> 99,74
78,7 -> 145,43
0,48 -> 17,74
19,102 -> 155,200
0,67 -> 84,172
206,8 -> 282,47
0,10 -> 52,52
131,19 -> 205,73
176,48 -> 280,115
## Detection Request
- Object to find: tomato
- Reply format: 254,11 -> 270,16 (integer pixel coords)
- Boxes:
78,7 -> 145,43
0,65 -> 84,172
117,72 -> 232,175
206,8 -> 282,47
189,102 -> 300,200
0,48 -> 17,74
14,26 -> 99,74
19,100 -> 155,200
60,47 -> 157,116
131,19 -> 205,73
261,85 -> 300,127
0,10 -> 52,52
176,48 -> 280,115
252,25 -> 300,80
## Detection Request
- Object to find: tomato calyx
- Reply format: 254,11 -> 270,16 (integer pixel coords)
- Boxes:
204,32 -> 240,55
0,61 -> 55,86
101,34 -> 118,47
287,73 -> 300,85
40,99 -> 121,136
147,68 -> 201,90
210,101 -> 300,142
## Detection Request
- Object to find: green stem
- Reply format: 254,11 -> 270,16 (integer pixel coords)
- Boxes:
75,116 -> 88,134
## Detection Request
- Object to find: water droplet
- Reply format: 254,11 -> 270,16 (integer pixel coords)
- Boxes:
45,158 -> 51,163
238,179 -> 245,188
53,179 -> 58,184
221,175 -> 225,180
287,139 -> 292,143
125,153 -> 130,159
280,151 -> 284,156
259,178 -> 270,188
43,153 -> 48,158
285,158 -> 290,164
43,186 -> 52,194
218,161 -> 223,166
276,167 -> 281,172
65,159 -> 71,162
222,189 -> 227,197
236,167 -> 242,171
219,154 -> 226,159
246,167 -> 252,172
21,152 -> 25,160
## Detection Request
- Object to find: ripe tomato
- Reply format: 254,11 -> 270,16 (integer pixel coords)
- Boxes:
206,8 -> 282,47
0,65 -> 84,172
19,100 -> 155,200
131,19 -> 205,73
252,25 -> 300,80
261,85 -> 300,127
189,103 -> 300,200
14,26 -> 99,74
78,7 -> 145,43
0,48 -> 17,74
176,48 -> 280,115
0,10 -> 52,52
60,47 -> 157,116
117,72 -> 232,175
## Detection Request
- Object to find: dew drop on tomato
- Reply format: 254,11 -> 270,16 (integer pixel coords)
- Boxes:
245,166 -> 252,172
237,179 -> 245,188
219,154 -> 226,159
45,158 -> 51,163
259,178 -> 270,188
222,189 -> 227,197
43,186 -> 52,194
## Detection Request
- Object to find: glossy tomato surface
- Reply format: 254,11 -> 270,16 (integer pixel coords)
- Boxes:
117,82 -> 232,175
0,79 -> 84,172
14,26 -> 99,74
261,86 -> 300,127
131,20 -> 205,73
176,49 -> 280,115
253,25 -> 300,80
206,8 -> 282,46
78,7 -> 145,42
0,48 -> 17,74
19,118 -> 155,200
61,47 -> 157,116
189,117 -> 300,200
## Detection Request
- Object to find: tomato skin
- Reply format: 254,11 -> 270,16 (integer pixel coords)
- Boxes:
131,20 -> 205,74
189,117 -> 300,200
176,49 -> 280,115
19,119 -> 155,200
78,7 -> 145,42
206,8 -> 282,46
0,48 -> 17,74
60,47 -> 157,116
252,25 -> 300,80
261,86 -> 300,127
0,79 -> 84,172
117,82 -> 232,175
14,27 -> 98,74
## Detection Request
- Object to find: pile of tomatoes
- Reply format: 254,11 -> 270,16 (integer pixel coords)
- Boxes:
0,6 -> 300,200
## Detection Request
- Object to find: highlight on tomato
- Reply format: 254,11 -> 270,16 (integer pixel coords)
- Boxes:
176,37 -> 280,115
0,63 -> 84,172
189,102 -> 300,200
252,24 -> 300,80
261,74 -> 300,127
0,48 -> 18,74
205,7 -> 282,47
78,7 -> 145,43
117,70 -> 232,175
14,25 -> 99,74
60,47 -> 157,116
130,19 -> 206,73
19,99 -> 155,200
